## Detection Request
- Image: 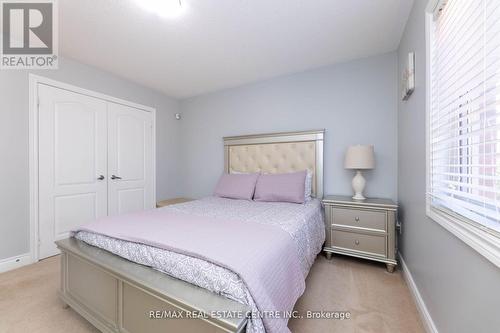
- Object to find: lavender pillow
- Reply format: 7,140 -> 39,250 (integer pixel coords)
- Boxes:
213,173 -> 259,200
254,170 -> 307,204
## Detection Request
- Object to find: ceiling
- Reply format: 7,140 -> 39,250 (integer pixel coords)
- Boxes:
58,0 -> 414,99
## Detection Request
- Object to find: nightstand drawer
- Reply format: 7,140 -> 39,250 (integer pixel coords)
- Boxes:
332,207 -> 386,231
332,230 -> 386,257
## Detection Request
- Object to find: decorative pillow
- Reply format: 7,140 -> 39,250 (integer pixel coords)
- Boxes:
213,173 -> 259,200
254,170 -> 307,204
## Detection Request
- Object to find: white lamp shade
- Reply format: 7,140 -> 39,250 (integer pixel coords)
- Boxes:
344,145 -> 375,170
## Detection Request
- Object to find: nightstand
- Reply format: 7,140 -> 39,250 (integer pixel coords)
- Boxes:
322,195 -> 398,272
156,198 -> 194,208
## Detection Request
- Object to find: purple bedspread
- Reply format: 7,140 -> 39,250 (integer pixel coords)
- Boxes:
73,208 -> 305,333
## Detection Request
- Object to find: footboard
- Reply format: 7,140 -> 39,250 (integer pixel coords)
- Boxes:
56,238 -> 249,333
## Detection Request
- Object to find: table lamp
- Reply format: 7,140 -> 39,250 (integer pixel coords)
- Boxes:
344,145 -> 374,200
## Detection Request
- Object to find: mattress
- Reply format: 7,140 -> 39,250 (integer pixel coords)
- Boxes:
75,196 -> 325,333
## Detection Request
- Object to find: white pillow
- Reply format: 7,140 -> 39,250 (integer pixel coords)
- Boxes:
304,169 -> 313,201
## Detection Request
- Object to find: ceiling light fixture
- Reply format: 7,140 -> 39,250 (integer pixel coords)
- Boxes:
137,0 -> 185,18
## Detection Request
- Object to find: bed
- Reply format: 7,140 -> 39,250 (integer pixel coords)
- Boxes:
56,129 -> 325,333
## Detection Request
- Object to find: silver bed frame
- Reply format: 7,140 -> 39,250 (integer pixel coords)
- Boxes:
57,129 -> 325,333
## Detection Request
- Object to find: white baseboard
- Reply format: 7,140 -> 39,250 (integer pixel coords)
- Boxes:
0,253 -> 33,274
399,253 -> 439,333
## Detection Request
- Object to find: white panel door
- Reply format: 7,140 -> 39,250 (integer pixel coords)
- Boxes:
107,102 -> 154,216
38,84 -> 108,259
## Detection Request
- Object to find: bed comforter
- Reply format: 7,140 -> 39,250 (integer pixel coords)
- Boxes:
74,197 -> 325,333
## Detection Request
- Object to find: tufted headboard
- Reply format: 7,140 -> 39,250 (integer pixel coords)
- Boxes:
223,130 -> 324,198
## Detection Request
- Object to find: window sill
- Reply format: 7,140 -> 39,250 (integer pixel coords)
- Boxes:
427,206 -> 500,268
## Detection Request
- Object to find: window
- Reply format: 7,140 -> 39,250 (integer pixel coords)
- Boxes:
427,0 -> 500,267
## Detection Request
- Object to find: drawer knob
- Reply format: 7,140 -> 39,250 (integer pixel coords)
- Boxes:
355,216 -> 360,222
355,240 -> 360,245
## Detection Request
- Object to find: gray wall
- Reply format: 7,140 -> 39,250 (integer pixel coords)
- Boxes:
398,1 -> 500,332
0,57 -> 181,260
179,53 -> 398,200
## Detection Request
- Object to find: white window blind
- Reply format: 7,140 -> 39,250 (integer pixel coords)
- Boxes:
429,0 -> 500,233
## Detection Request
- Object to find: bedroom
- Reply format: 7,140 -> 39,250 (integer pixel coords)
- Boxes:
0,0 -> 499,333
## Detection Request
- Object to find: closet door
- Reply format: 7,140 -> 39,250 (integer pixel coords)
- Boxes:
107,102 -> 154,216
38,85 -> 108,259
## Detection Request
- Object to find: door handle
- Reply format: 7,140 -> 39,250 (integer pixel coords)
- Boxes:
97,175 -> 105,181
111,175 -> 122,180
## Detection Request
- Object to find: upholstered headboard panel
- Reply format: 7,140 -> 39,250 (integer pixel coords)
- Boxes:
223,130 -> 324,198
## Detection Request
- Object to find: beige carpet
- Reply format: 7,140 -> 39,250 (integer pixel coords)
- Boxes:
0,255 -> 424,333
